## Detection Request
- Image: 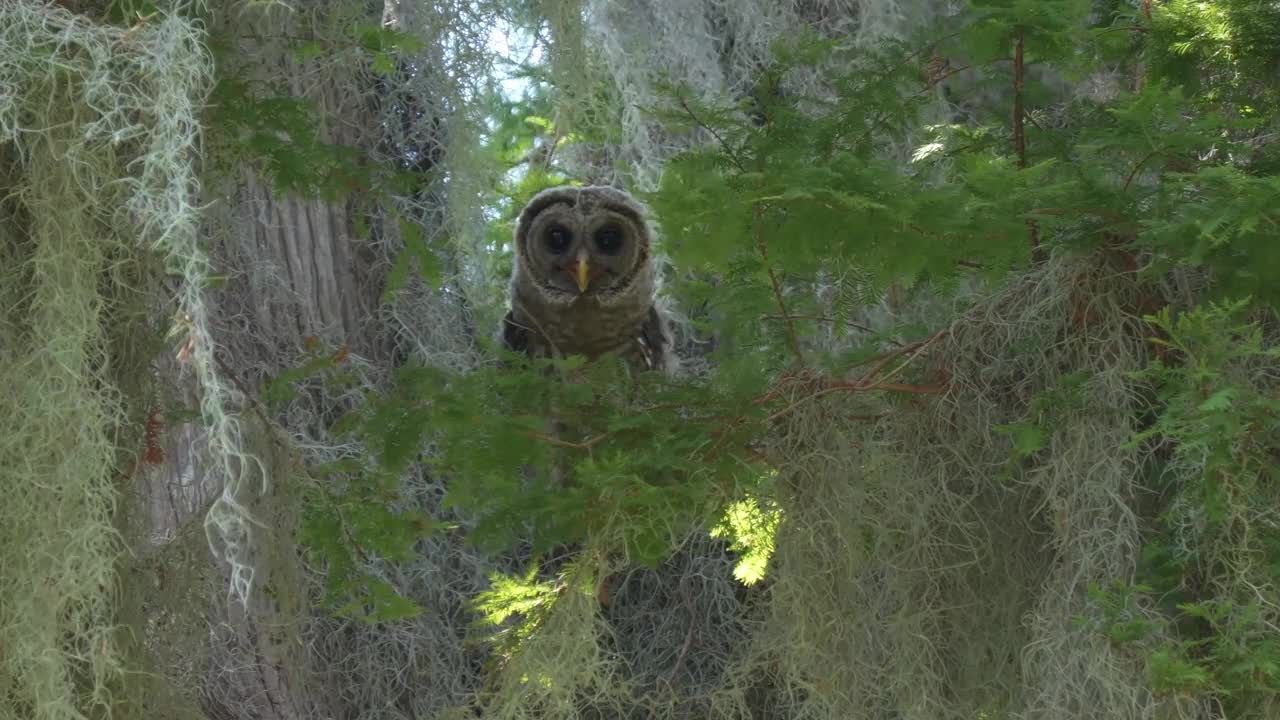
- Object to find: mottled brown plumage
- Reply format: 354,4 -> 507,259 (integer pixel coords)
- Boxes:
502,185 -> 674,374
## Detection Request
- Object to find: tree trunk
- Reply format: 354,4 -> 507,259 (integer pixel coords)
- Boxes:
127,3 -> 392,718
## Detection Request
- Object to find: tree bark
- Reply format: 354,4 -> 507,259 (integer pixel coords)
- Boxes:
128,3 -> 392,718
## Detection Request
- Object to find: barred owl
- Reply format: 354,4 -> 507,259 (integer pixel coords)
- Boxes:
501,185 -> 674,374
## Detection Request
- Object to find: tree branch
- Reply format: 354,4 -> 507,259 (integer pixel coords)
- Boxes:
1013,32 -> 1044,263
753,206 -> 805,366
760,313 -> 895,342
522,431 -> 610,451
1122,149 -> 1165,192
677,95 -> 746,173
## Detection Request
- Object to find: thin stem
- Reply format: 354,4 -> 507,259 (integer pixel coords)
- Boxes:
1026,207 -> 1133,226
760,313 -> 895,342
757,330 -> 948,423
928,64 -> 971,87
764,380 -> 943,424
1122,149 -> 1165,192
1014,35 -> 1026,169
1013,32 -> 1043,263
754,205 -> 805,365
677,96 -> 746,173
522,431 -> 609,451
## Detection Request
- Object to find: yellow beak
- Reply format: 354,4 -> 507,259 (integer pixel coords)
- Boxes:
573,250 -> 591,294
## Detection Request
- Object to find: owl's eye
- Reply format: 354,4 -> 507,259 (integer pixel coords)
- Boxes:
545,226 -> 571,254
594,225 -> 624,255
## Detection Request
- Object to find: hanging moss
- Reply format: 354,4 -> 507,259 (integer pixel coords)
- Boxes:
0,4 -> 214,719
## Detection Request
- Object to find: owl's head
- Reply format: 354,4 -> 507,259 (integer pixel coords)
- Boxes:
513,185 -> 654,305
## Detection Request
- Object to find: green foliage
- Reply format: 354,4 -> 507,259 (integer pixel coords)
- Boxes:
1148,0 -> 1280,110
209,76 -> 416,202
1082,580 -> 1162,646
1145,167 -> 1280,304
286,348 -> 772,626
348,23 -> 427,76
257,338 -> 448,622
1078,300 -> 1280,712
1084,587 -> 1280,705
709,489 -> 781,585
259,339 -> 352,406
471,565 -> 565,659
1,3 -> 212,716
963,0 -> 1092,64
1148,644 -> 1215,696
383,217 -> 444,299
995,370 -> 1095,460
655,39 -> 960,282
100,0 -> 160,26
342,351 -> 767,564
205,14 -> 428,203
261,3 -> 1280,715
1157,600 -> 1280,701
475,75 -> 576,286
298,465 -> 445,622
1133,299 -> 1280,530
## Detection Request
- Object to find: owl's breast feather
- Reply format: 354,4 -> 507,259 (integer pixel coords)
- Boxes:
557,297 -> 651,358
510,295 -> 648,363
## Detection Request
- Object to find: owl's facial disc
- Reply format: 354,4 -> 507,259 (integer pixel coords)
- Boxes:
521,195 -> 646,300
560,222 -> 627,293
575,218 -> 638,295
538,222 -> 591,296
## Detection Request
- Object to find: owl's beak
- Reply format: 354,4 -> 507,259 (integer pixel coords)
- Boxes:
570,249 -> 591,294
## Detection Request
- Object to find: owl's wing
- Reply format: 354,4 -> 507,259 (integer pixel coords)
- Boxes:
636,306 -> 673,372
501,310 -> 531,355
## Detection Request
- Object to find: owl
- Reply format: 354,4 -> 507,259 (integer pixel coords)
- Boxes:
501,185 -> 674,374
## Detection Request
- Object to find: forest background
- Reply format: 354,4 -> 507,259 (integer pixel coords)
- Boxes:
2,0 -> 1279,719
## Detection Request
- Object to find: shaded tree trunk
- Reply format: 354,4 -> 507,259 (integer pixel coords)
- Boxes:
126,3 -> 398,718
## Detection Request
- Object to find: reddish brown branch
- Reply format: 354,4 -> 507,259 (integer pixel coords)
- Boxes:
1025,207 -> 1123,221
522,431 -> 610,451
752,368 -> 821,407
525,331 -> 948,459
852,329 -> 947,377
756,330 -> 949,424
764,381 -> 943,424
905,225 -> 985,269
1137,0 -> 1154,92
